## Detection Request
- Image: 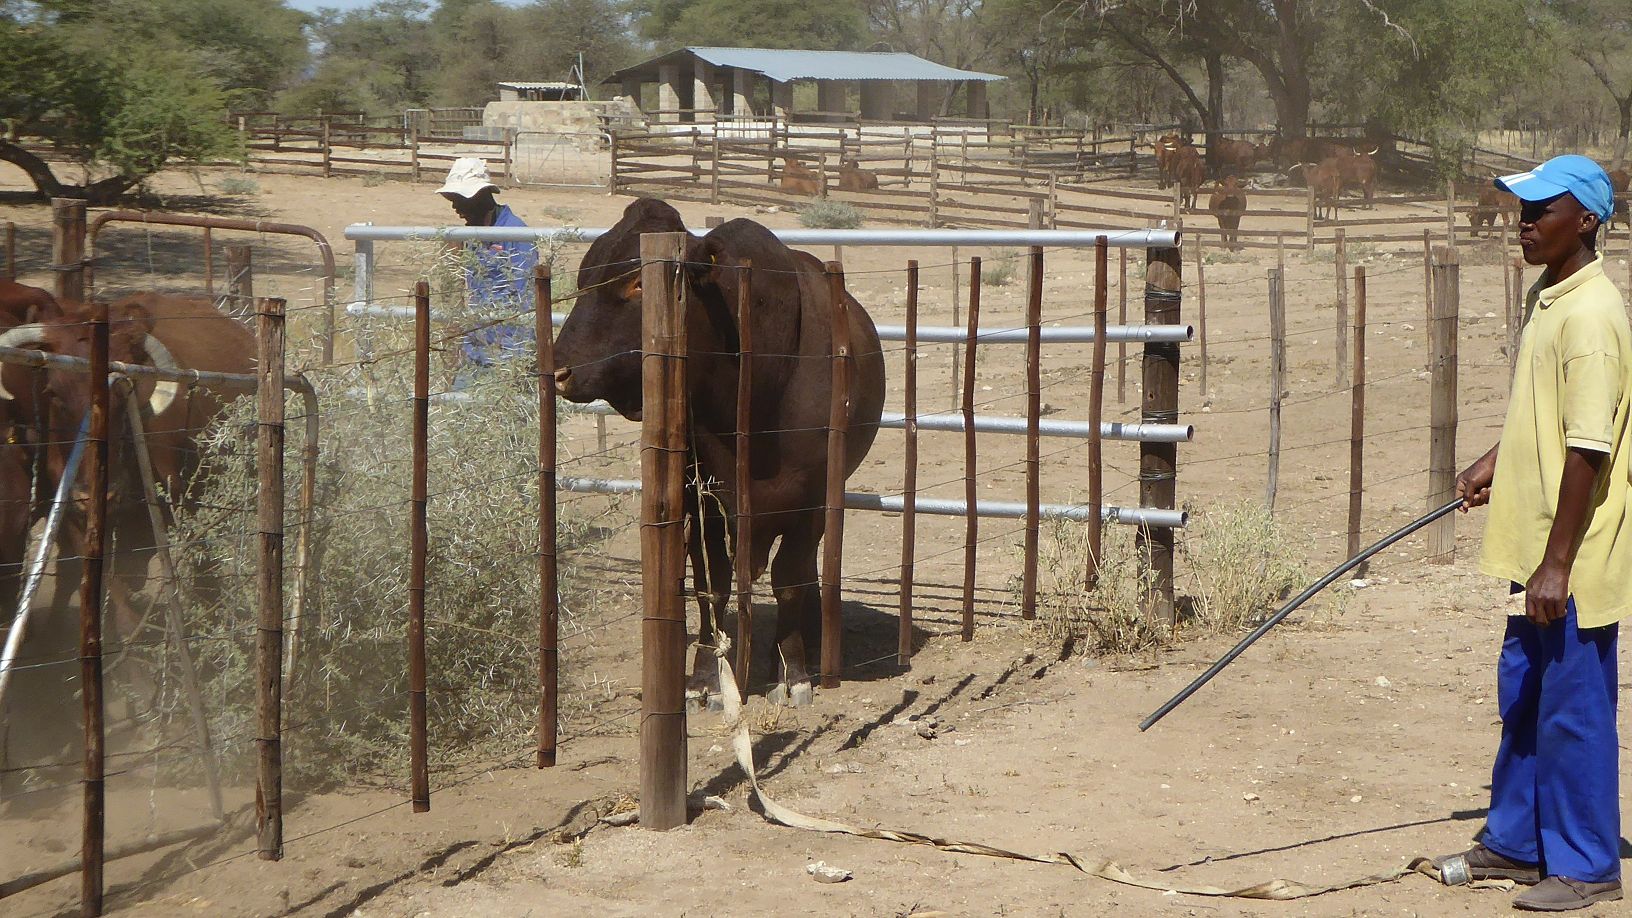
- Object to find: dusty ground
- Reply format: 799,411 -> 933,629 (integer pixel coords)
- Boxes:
4,162 -> 1632,917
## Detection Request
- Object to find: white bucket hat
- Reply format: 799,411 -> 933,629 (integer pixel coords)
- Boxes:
437,157 -> 498,198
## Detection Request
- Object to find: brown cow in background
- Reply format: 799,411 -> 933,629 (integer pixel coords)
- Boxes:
836,156 -> 879,192
1153,133 -> 1186,189
778,156 -> 822,197
1209,176 -> 1248,251
1470,185 -> 1518,238
1294,158 -> 1345,221
1211,137 -> 1264,175
1334,147 -> 1379,207
1172,145 -> 1205,211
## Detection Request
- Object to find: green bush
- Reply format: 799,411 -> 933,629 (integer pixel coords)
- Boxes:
217,175 -> 259,195
798,199 -> 863,229
981,250 -> 1019,286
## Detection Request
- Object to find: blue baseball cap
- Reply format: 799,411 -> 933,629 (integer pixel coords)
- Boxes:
1495,154 -> 1615,223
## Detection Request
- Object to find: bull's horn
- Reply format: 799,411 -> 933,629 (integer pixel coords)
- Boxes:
142,334 -> 182,415
0,323 -> 48,400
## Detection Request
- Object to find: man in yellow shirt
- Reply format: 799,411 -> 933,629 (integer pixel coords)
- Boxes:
1442,155 -> 1628,911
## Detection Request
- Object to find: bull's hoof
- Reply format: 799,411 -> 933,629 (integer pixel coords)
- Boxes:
767,679 -> 813,708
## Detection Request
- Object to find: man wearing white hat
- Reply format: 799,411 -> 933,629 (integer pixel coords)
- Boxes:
437,156 -> 538,374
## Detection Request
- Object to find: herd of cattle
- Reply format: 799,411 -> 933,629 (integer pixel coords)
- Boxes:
0,278 -> 252,781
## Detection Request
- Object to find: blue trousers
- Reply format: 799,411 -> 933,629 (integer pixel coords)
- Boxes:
1481,595 -> 1621,883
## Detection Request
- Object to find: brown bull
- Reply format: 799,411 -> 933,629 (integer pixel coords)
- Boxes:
1294,158 -> 1345,221
1470,185 -> 1519,238
778,156 -> 822,197
1173,145 -> 1205,211
0,293 -> 253,776
836,156 -> 879,192
1211,137 -> 1264,175
552,198 -> 886,706
0,280 -> 59,614
1209,176 -> 1248,251
1153,133 -> 1188,189
1334,147 -> 1379,207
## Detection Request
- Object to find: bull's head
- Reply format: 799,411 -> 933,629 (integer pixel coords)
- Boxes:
553,198 -> 697,421
0,300 -> 181,418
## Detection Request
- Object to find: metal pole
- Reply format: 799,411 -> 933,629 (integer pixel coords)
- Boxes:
1021,247 -> 1042,620
535,266 -> 558,768
254,296 -> 286,860
639,232 -> 688,831
79,300 -> 108,917
1348,267 -> 1367,574
1141,244 -> 1181,627
899,261 -> 918,666
961,257 -> 981,642
1195,234 -> 1208,401
1117,248 -> 1127,403
820,262 -> 850,688
409,280 -> 430,810
1086,237 -> 1108,590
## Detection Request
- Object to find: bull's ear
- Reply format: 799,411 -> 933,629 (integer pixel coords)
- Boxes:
618,272 -> 641,303
684,235 -> 728,293
116,296 -> 157,334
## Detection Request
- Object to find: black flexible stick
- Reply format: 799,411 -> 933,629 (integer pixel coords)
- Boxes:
1139,497 -> 1466,731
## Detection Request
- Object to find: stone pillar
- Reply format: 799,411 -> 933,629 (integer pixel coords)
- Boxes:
693,61 -> 717,118
916,82 -> 938,121
732,68 -> 754,116
967,81 -> 989,120
817,81 -> 846,117
860,80 -> 893,120
658,62 -> 681,121
771,79 -> 793,120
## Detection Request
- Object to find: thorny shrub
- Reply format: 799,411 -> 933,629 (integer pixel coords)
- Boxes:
798,199 -> 863,229
155,232 -> 626,788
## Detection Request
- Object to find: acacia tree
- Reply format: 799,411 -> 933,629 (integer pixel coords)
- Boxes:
0,6 -> 241,203
1543,0 -> 1632,167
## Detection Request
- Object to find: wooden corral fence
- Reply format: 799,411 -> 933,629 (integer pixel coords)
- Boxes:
226,111 -> 515,184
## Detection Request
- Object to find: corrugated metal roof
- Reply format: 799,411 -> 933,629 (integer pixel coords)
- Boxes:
605,47 -> 1005,84
498,81 -> 583,90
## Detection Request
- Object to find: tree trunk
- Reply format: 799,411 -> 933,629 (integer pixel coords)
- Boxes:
0,140 -> 138,205
1203,51 -> 1225,175
1615,94 -> 1631,171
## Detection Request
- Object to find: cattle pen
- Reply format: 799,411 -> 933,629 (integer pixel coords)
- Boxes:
0,177 -> 1571,914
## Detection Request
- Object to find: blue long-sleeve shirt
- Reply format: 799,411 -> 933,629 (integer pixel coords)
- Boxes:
462,204 -> 539,366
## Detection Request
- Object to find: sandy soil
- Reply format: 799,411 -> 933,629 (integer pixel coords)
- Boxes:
4,162 -> 1632,917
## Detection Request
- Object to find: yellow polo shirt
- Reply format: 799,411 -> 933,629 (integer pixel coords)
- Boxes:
1479,254 -> 1632,627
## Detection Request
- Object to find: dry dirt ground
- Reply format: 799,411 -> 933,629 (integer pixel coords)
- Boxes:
5,163 -> 1632,917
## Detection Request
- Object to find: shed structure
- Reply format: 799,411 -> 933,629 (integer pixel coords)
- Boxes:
603,47 -> 1003,123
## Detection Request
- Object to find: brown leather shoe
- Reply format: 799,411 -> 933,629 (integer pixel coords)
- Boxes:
1432,844 -> 1542,885
1513,876 -> 1623,911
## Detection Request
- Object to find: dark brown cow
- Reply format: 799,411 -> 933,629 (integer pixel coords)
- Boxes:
1209,176 -> 1248,251
1172,145 -> 1205,211
778,156 -> 822,197
836,156 -> 879,192
1470,185 -> 1518,238
552,198 -> 886,706
1294,158 -> 1345,221
0,281 -> 58,615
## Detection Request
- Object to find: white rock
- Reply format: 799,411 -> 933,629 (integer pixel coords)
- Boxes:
1242,792 -> 1260,802
1349,795 -> 1364,803
1349,578 -> 1370,589
806,861 -> 853,883
1374,675 -> 1391,687
1402,323 -> 1415,331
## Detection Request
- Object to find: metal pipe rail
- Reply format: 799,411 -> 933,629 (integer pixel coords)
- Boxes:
345,303 -> 1192,345
557,475 -> 1187,528
343,224 -> 1182,248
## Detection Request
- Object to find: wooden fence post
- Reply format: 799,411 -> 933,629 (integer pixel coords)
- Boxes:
52,198 -> 86,303
1305,186 -> 1317,254
409,281 -> 430,812
1128,135 -> 1136,177
1117,247 -> 1128,403
607,131 -> 619,195
821,262 -> 850,688
1509,256 -> 1524,375
961,257 -> 981,642
927,150 -> 940,228
1422,229 -> 1434,354
1195,234 -> 1208,400
950,246 -> 960,403
79,300 -> 109,916
1427,246 -> 1460,563
1266,267 -> 1285,510
734,264 -> 755,691
4,220 -> 14,281
321,116 -> 332,178
710,133 -> 721,205
1335,228 -> 1349,389
1348,266 -> 1367,574
1021,246 -> 1042,620
226,244 -> 254,317
639,232 -> 689,830
254,296 -> 286,860
1142,243 -> 1181,627
202,227 -> 214,299
1085,237 -> 1108,590
899,261 -> 918,666
535,267 -> 558,768
1444,180 -> 1457,246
